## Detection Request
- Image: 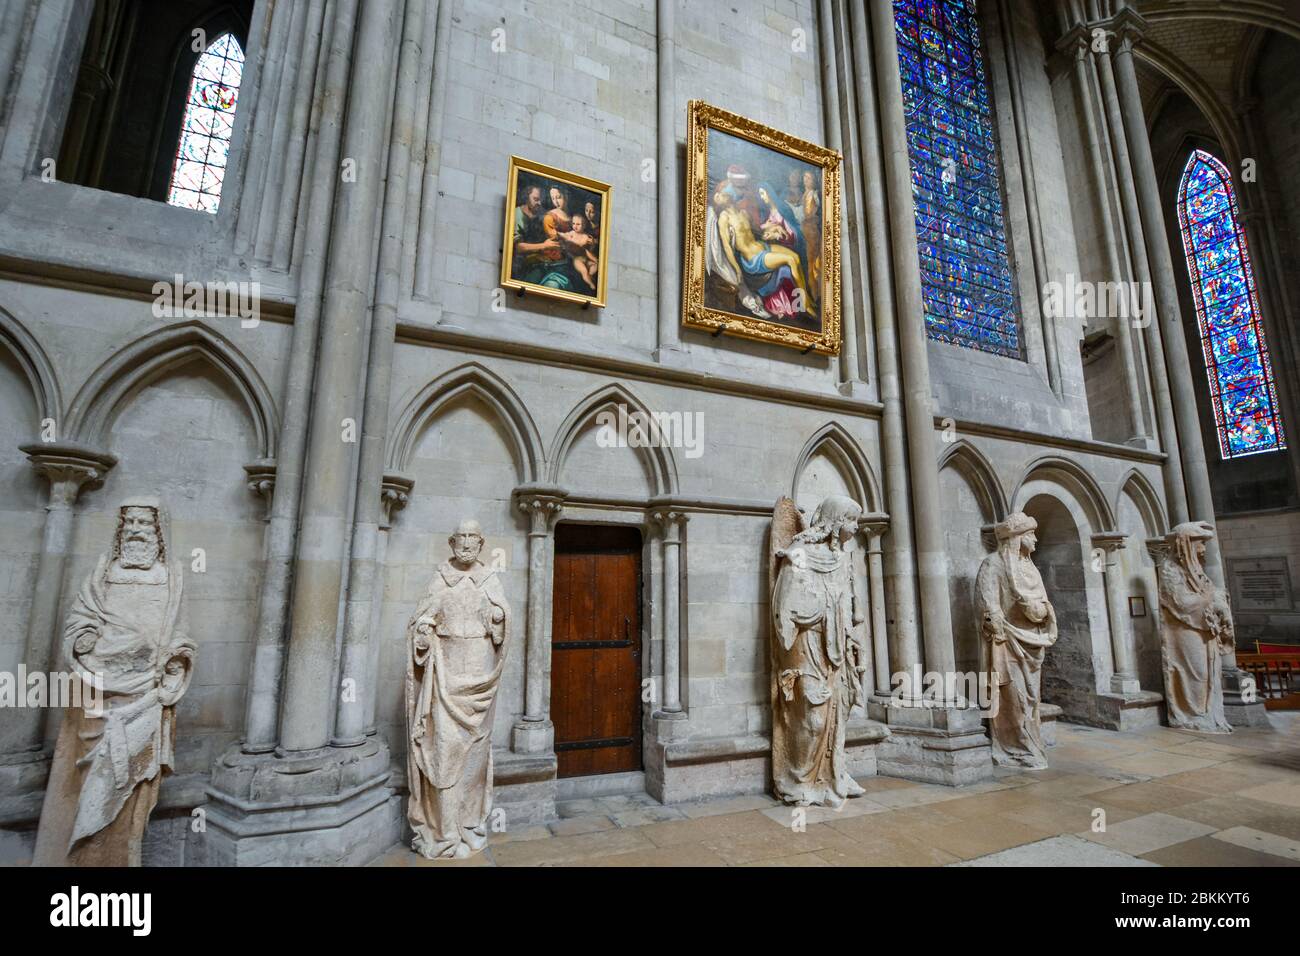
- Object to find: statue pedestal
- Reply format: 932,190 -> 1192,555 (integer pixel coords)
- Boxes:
201,738 -> 399,866
869,700 -> 993,786
0,749 -> 49,829
1223,667 -> 1275,729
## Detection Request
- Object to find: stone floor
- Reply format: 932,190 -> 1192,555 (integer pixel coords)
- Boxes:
372,714 -> 1300,867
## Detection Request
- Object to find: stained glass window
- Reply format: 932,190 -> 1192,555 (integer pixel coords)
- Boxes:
166,33 -> 244,213
1177,149 -> 1286,458
893,0 -> 1020,357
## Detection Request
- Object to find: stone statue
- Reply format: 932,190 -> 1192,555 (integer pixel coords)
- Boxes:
405,519 -> 511,858
1155,521 -> 1233,733
769,495 -> 868,807
32,497 -> 196,866
976,511 -> 1057,769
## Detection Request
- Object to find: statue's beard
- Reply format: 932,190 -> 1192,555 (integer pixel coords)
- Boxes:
119,534 -> 161,569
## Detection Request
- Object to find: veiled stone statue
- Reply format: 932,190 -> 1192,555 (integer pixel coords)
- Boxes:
1155,521 -> 1233,734
33,497 -> 196,866
769,495 -> 868,807
976,511 -> 1057,769
405,519 -> 511,858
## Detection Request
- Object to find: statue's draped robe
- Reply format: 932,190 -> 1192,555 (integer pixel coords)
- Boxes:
405,560 -> 510,858
770,541 -> 866,807
976,547 -> 1057,768
1157,545 -> 1233,733
32,554 -> 194,866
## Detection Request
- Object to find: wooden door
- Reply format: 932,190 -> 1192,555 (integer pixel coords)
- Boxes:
550,524 -> 643,778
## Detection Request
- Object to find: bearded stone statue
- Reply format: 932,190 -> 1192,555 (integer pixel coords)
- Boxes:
769,495 -> 869,807
32,497 -> 196,866
405,519 -> 511,859
1155,521 -> 1233,734
976,511 -> 1058,769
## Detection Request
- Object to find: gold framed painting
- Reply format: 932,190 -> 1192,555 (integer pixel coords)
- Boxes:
501,156 -> 611,307
682,101 -> 841,354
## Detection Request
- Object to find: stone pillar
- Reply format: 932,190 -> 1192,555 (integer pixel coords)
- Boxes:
846,0 -> 922,680
654,0 -> 681,359
1093,532 -> 1140,695
860,513 -> 891,697
2,443 -> 115,756
278,0 -> 401,755
650,507 -> 687,717
818,0 -> 861,390
512,486 -> 564,754
1109,17 -> 1219,580
868,0 -> 956,681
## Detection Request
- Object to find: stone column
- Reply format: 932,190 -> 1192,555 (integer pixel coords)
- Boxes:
278,0 -> 402,754
2,443 -> 115,756
650,508 -> 687,717
654,0 -> 681,359
860,513 -> 891,697
868,0 -> 956,681
1093,532 -> 1140,695
512,486 -> 564,753
1110,17 -> 1220,582
818,0 -> 861,389
847,0 -> 922,682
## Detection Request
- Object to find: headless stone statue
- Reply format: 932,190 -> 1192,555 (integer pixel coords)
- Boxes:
769,495 -> 868,807
405,519 -> 510,859
1155,521 -> 1233,734
33,497 -> 196,866
976,512 -> 1057,769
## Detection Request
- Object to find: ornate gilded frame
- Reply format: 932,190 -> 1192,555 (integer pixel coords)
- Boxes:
682,101 -> 841,354
501,155 -> 612,308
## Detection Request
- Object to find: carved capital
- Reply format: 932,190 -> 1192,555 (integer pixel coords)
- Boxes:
649,507 -> 689,544
243,458 -> 276,517
380,472 -> 416,529
512,484 -> 566,537
20,442 -> 117,508
857,510 -> 890,539
1091,531 -> 1128,553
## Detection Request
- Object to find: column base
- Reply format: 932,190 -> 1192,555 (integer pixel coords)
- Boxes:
202,738 -> 399,866
1109,674 -> 1143,696
510,718 -> 554,754
873,702 -> 993,787
1097,690 -> 1164,731
1223,668 -> 1274,728
492,749 -> 557,827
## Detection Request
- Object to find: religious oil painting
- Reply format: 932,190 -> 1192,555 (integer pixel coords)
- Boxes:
683,100 -> 841,354
501,156 -> 611,307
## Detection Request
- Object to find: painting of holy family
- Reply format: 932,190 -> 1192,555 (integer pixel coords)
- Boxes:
501,156 -> 611,307
683,101 -> 842,354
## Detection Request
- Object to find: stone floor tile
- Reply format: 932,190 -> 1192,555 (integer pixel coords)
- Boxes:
1210,825 -> 1300,862
1102,750 -> 1219,777
1166,795 -> 1300,841
677,793 -> 779,818
1237,780 -> 1300,809
740,851 -> 833,867
1141,836 -> 1298,867
490,827 -> 655,866
547,815 -> 615,837
952,835 -> 1157,867
608,805 -> 688,827
1082,811 -> 1217,856
1091,780 -> 1209,812
573,843 -> 729,867
488,824 -> 554,844
759,797 -> 890,827
638,809 -> 785,849
921,813 -> 1059,860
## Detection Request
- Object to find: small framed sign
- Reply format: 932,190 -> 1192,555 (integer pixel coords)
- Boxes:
1128,596 -> 1147,618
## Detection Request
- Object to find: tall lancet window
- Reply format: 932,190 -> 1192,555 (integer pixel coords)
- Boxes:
166,33 -> 245,213
1177,149 -> 1286,459
894,0 -> 1019,357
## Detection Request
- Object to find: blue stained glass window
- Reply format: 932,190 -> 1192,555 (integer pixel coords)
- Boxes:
894,0 -> 1021,357
1177,149 -> 1287,459
167,33 -> 244,214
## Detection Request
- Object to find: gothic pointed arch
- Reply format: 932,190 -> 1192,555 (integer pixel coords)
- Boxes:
938,439 -> 1009,523
791,421 -> 882,514
1116,469 -> 1168,539
547,383 -> 679,496
1012,455 -> 1115,533
0,307 -> 62,425
65,321 -> 277,457
387,362 -> 544,483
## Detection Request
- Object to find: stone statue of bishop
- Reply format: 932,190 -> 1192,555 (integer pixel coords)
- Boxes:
405,519 -> 511,859
33,496 -> 196,866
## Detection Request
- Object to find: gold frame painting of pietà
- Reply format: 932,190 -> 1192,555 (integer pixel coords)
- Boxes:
501,156 -> 612,308
682,101 -> 842,354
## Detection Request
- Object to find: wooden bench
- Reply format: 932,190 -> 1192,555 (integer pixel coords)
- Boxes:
1237,645 -> 1300,710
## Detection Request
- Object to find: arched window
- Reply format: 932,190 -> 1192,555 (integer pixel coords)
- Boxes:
166,32 -> 245,213
1177,149 -> 1286,459
893,0 -> 1019,358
